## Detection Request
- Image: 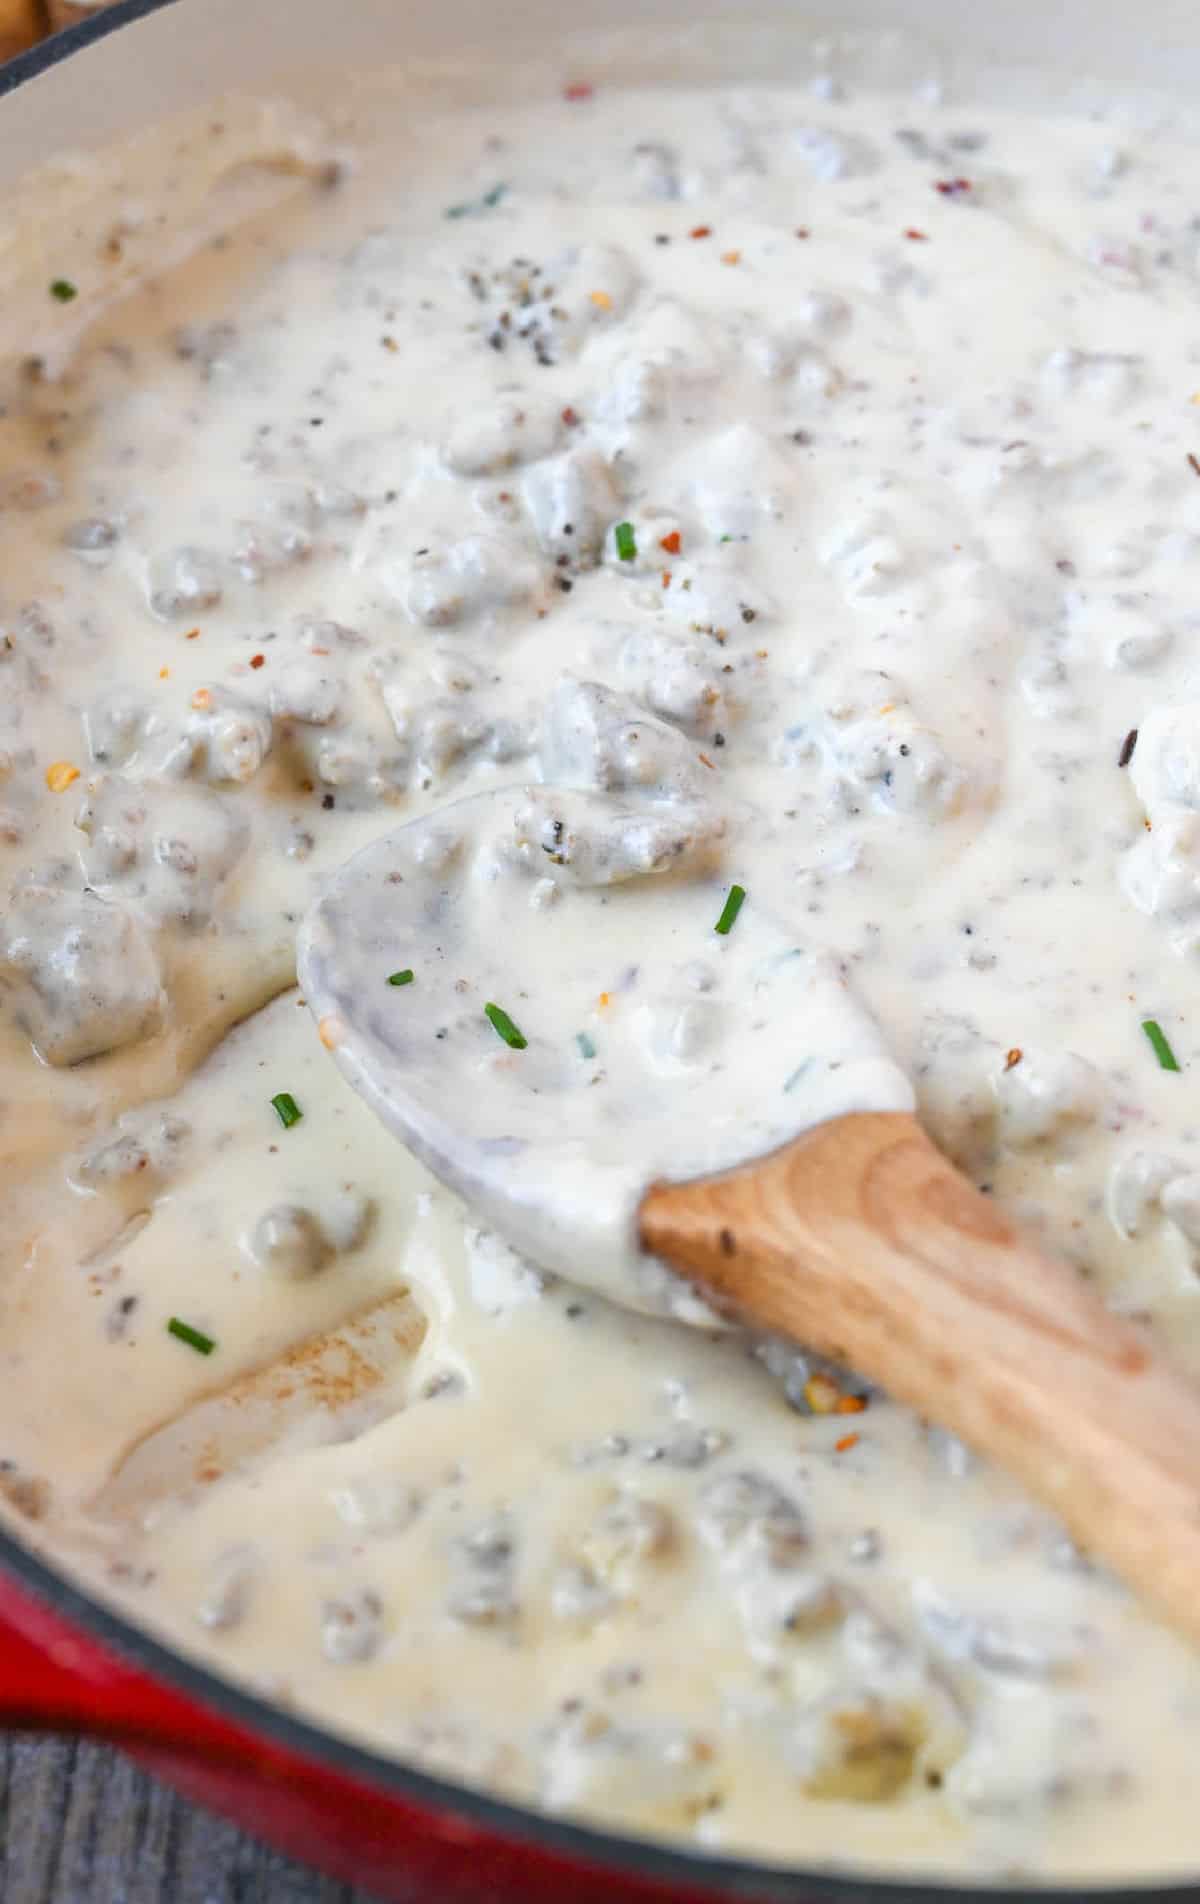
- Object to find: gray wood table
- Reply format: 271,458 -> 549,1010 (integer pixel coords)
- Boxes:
0,1736 -> 383,1904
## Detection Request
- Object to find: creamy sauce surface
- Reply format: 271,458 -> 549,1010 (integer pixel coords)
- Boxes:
2,43 -> 1200,1884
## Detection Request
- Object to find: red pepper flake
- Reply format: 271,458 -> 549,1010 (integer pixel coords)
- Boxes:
564,81 -> 594,101
698,752 -> 716,771
934,176 -> 972,196
689,224 -> 712,240
835,1394 -> 867,1416
1004,1047 -> 1023,1071
661,569 -> 672,589
1188,452 -> 1200,480
721,249 -> 742,266
659,530 -> 682,555
249,653 -> 265,670
904,228 -> 929,241
184,627 -> 200,641
561,405 -> 581,427
835,1433 -> 860,1455
795,226 -> 810,239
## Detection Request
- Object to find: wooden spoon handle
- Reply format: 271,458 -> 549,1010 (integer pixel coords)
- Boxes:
639,1109 -> 1200,1647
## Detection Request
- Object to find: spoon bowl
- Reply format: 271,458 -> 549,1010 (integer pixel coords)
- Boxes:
298,785 -> 912,1321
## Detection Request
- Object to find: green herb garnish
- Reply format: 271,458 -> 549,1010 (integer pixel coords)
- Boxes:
614,521 -> 637,562
167,1316 -> 216,1356
1142,1019 -> 1181,1073
271,1091 -> 303,1128
714,883 -> 747,936
49,279 -> 78,303
576,1031 -> 597,1060
485,1003 -> 527,1049
445,183 -> 507,219
387,969 -> 415,987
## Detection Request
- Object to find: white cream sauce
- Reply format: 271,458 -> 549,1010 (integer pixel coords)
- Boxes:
2,46 -> 1200,1884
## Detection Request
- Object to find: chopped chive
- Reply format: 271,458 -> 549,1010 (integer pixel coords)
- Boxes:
576,1031 -> 597,1060
387,969 -> 415,987
49,278 -> 77,303
714,883 -> 747,936
1142,1019 -> 1181,1073
784,1058 -> 813,1093
167,1316 -> 216,1356
485,1002 -> 527,1049
270,1091 -> 303,1128
444,182 -> 507,219
614,521 -> 637,562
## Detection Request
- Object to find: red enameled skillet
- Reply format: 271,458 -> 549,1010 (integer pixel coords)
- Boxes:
1,2 -> 1198,1897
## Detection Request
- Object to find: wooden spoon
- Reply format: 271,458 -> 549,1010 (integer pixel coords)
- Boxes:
298,789 -> 1200,1647
90,1290 -> 425,1525
642,1111 -> 1200,1648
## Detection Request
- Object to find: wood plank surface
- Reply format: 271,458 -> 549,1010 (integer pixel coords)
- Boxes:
0,1737 -> 385,1904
